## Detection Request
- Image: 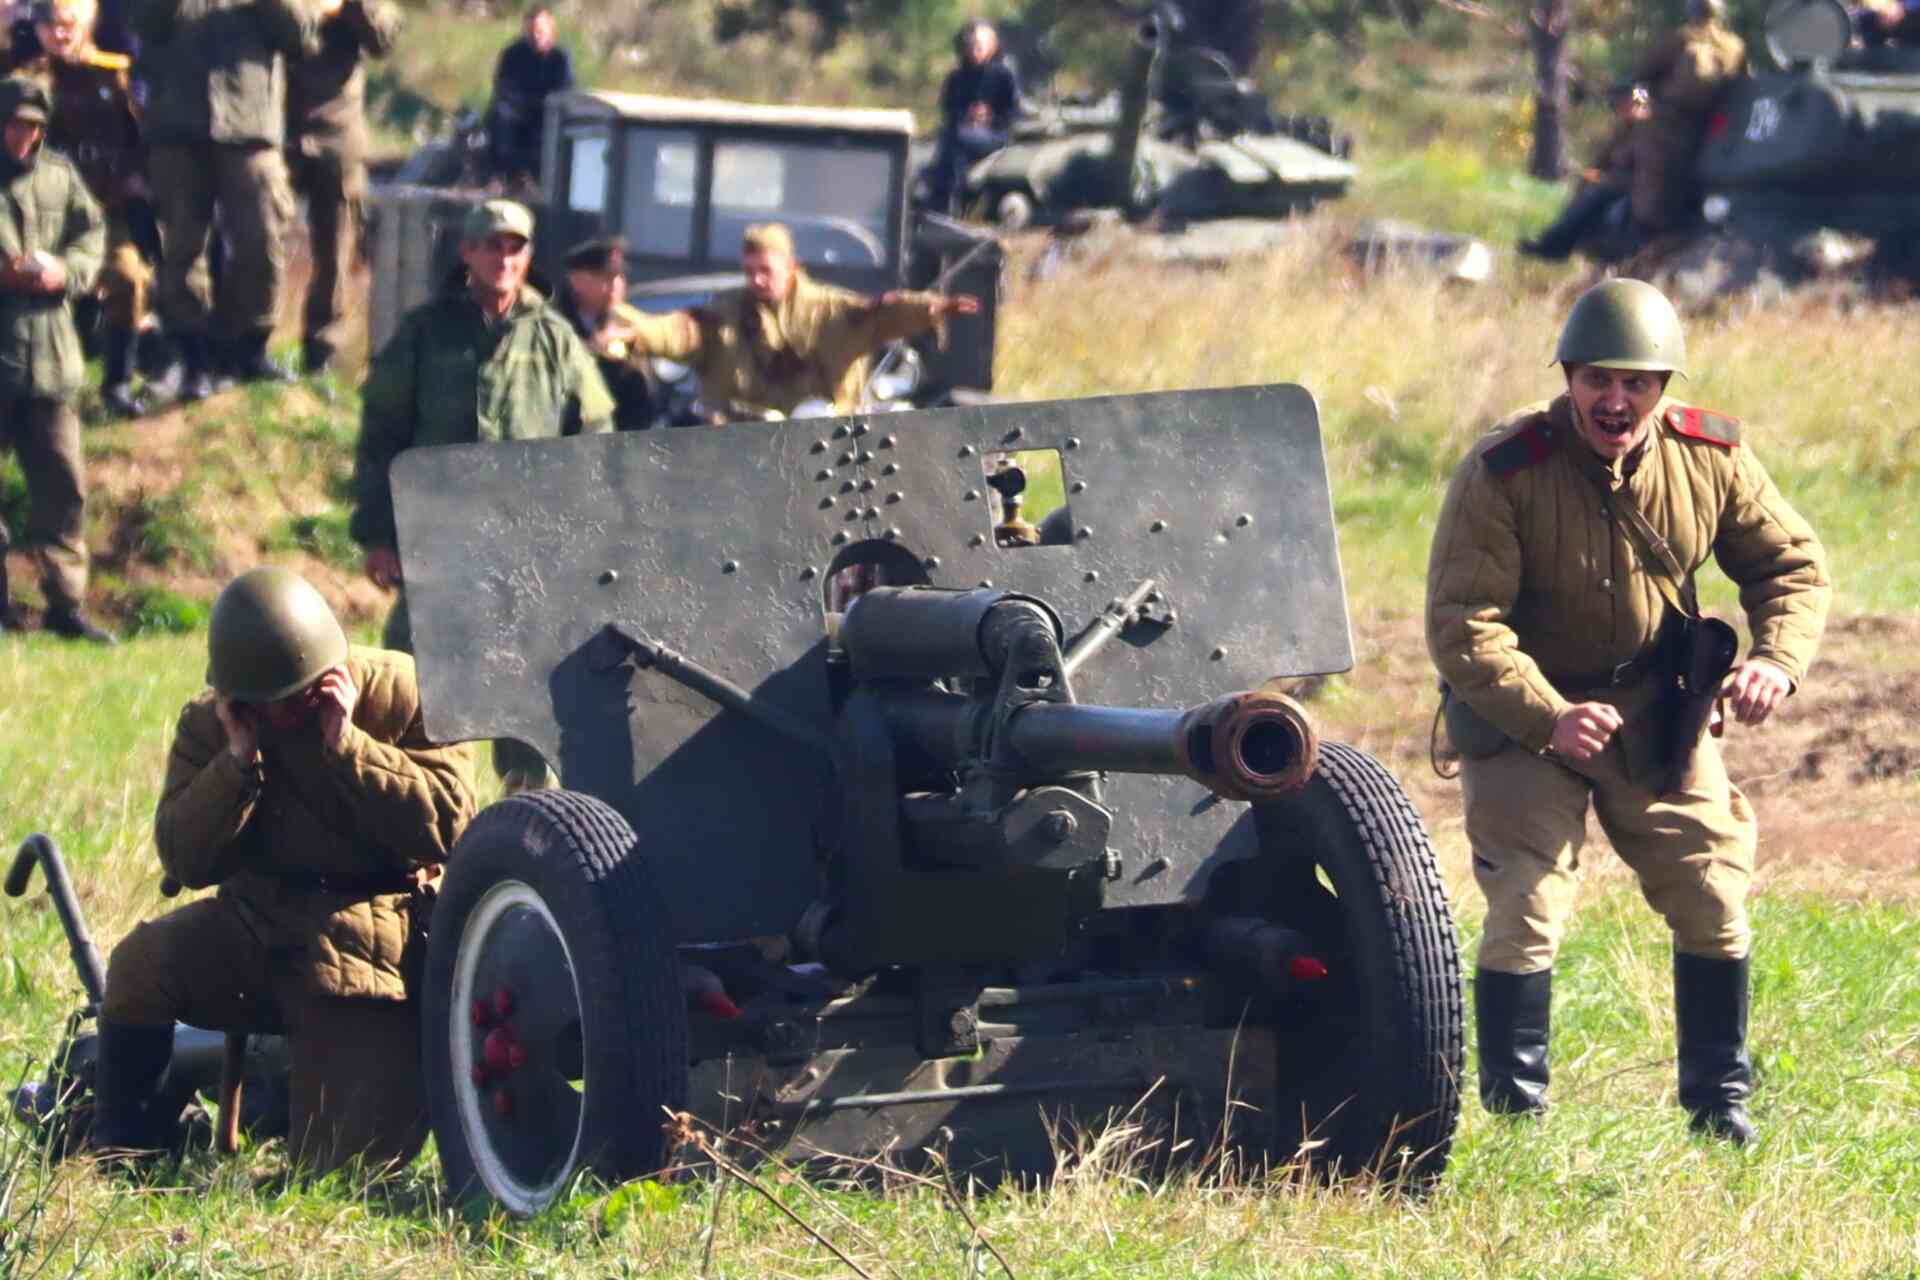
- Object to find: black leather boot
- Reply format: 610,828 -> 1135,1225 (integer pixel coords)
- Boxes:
233,330 -> 295,384
177,333 -> 220,403
0,545 -> 15,631
101,328 -> 146,419
137,327 -> 184,405
1675,952 -> 1756,1144
89,1021 -> 178,1153
46,606 -> 116,645
1476,967 -> 1552,1116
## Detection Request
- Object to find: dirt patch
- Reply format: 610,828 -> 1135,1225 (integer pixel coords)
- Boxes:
1305,610 -> 1920,901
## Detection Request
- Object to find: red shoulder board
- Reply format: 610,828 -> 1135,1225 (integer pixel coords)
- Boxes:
1664,405 -> 1741,447
1482,414 -> 1559,477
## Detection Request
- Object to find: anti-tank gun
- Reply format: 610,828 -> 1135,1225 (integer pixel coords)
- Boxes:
391,384 -> 1463,1214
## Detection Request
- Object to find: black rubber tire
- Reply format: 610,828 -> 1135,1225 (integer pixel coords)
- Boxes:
1235,741 -> 1464,1182
423,790 -> 687,1214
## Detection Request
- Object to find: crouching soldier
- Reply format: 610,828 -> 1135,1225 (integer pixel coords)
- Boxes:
92,567 -> 477,1171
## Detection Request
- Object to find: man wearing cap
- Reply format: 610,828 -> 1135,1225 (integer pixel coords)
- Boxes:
6,0 -> 165,417
1519,85 -> 1649,261
1627,0 -> 1746,233
558,236 -> 655,430
614,222 -> 979,419
92,566 -> 476,1169
0,73 -> 111,642
131,0 -> 320,397
285,0 -> 400,376
350,199 -> 612,786
1426,279 -> 1829,1145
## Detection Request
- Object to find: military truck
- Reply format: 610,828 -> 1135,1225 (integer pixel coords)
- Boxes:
368,90 -> 1003,418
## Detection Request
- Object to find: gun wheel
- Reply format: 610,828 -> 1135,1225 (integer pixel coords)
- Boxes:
424,790 -> 687,1215
1220,741 -> 1464,1182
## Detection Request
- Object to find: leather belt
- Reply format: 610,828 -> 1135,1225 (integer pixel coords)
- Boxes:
1545,649 -> 1663,698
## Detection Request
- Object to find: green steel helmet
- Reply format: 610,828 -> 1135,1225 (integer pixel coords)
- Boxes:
1552,278 -> 1687,376
206,566 -> 349,702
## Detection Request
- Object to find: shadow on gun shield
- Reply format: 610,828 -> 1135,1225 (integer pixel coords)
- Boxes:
393,384 -> 1464,1215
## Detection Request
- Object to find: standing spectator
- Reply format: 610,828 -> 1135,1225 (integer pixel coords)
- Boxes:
131,0 -> 319,400
485,5 -> 571,192
349,200 -> 613,789
7,0 -> 169,417
0,75 -> 111,642
557,236 -> 655,430
286,0 -> 399,375
925,19 -> 1021,215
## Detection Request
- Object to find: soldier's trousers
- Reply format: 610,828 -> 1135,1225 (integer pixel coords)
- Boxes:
148,141 -> 295,339
99,211 -> 154,334
1464,734 -> 1755,974
0,397 -> 88,614
101,896 -> 427,1175
288,141 -> 367,359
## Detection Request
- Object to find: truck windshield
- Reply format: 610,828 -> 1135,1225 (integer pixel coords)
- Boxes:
706,140 -> 894,270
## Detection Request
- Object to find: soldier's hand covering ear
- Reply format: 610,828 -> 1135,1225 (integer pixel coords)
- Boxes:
314,667 -> 360,752
215,697 -> 261,765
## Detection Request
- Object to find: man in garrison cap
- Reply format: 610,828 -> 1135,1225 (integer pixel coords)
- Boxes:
608,221 -> 980,420
0,73 -> 112,642
91,566 -> 476,1169
1426,279 -> 1830,1146
5,0 -> 164,416
556,235 -> 656,430
350,199 -> 613,788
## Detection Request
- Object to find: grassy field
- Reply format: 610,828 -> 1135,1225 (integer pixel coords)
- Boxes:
1,7 -> 1918,1274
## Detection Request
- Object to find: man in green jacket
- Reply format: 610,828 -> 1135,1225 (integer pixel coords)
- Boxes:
350,198 -> 613,785
94,567 -> 477,1170
132,0 -> 321,397
286,0 -> 399,375
0,75 -> 110,643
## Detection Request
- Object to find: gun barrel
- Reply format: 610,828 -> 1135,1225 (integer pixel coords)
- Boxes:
881,685 -> 1319,802
1007,686 -> 1318,801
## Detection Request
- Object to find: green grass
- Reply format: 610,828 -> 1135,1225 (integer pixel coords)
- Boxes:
2,616 -> 1918,1276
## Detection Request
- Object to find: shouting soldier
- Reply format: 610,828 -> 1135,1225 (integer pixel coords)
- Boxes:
1427,279 -> 1830,1144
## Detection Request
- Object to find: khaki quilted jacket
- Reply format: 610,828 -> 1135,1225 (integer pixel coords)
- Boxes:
1426,393 -> 1830,768
153,646 -> 477,1001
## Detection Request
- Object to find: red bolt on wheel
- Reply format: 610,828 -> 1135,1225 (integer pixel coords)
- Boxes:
507,1043 -> 529,1071
493,1087 -> 513,1118
492,987 -> 515,1019
483,1027 -> 514,1072
471,999 -> 491,1028
1288,954 -> 1330,982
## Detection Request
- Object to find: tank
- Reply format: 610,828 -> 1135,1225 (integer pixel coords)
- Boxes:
932,1 -> 1355,228
1696,0 -> 1920,255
